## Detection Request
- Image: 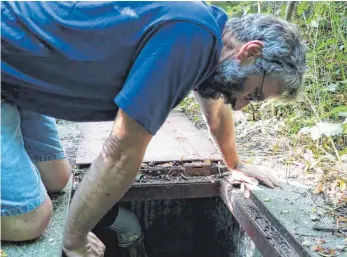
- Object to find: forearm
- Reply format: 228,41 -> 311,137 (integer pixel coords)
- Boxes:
209,105 -> 241,169
63,135 -> 146,249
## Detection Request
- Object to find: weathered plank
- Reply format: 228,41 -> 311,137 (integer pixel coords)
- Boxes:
76,112 -> 221,165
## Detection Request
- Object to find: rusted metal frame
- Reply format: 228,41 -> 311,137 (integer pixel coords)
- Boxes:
77,161 -> 225,202
78,160 -> 227,176
250,192 -> 312,257
76,162 -> 310,257
121,180 -> 220,202
142,159 -> 223,165
220,180 -> 299,257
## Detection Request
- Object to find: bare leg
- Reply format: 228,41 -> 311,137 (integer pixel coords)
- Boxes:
35,159 -> 72,193
1,196 -> 53,241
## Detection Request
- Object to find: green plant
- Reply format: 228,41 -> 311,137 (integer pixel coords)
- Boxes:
178,1 -> 346,204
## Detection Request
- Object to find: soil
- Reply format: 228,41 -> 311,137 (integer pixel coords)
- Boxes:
57,120 -> 83,166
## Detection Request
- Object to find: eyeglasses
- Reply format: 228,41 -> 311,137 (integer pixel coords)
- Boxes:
244,71 -> 266,102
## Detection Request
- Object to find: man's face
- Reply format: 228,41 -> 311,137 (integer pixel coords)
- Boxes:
229,71 -> 284,111
208,58 -> 285,111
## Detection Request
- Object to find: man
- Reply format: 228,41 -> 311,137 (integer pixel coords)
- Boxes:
1,1 -> 306,256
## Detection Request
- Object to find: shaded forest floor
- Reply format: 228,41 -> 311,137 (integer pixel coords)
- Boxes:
175,93 -> 347,228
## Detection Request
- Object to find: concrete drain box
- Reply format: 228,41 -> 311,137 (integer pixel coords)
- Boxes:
76,113 -> 265,257
75,113 -> 342,257
119,196 -> 256,257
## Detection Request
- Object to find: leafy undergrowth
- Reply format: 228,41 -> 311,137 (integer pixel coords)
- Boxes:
177,1 -> 347,214
176,94 -> 346,207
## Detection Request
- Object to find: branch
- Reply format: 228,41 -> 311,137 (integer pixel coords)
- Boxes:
313,226 -> 347,232
284,1 -> 296,21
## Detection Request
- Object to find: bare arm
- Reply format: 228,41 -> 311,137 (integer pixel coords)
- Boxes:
194,91 -> 279,189
63,109 -> 152,249
193,91 -> 240,169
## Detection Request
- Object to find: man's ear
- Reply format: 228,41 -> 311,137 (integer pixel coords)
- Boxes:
236,40 -> 264,66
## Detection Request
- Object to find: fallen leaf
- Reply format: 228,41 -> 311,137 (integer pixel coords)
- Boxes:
317,252 -> 335,257
313,245 -> 337,257
0,250 -> 7,257
302,240 -> 311,247
263,198 -> 270,202
337,216 -> 347,228
310,214 -> 320,221
313,183 -> 324,194
303,149 -> 314,162
337,245 -> 346,252
281,210 -> 289,214
327,249 -> 336,255
338,216 -> 347,222
48,238 -> 55,243
313,245 -> 324,252
159,162 -> 174,167
316,239 -> 326,244
336,179 -> 346,191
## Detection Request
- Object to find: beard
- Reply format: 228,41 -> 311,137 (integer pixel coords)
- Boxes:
196,58 -> 259,108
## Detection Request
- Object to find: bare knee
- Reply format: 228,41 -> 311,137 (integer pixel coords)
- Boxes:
1,196 -> 53,241
36,158 -> 72,193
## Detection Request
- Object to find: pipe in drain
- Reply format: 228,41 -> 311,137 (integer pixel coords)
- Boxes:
109,206 -> 143,247
109,206 -> 148,257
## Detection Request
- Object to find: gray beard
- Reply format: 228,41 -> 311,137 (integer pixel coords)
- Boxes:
196,59 -> 258,108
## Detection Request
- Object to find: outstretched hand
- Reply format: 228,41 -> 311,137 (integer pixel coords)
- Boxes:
226,163 -> 280,198
63,232 -> 105,257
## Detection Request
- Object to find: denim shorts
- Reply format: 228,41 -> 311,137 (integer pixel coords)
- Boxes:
1,100 -> 66,216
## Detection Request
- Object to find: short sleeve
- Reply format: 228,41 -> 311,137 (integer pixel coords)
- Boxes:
114,21 -> 218,135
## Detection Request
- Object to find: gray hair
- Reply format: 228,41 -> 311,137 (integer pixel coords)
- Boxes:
225,14 -> 307,100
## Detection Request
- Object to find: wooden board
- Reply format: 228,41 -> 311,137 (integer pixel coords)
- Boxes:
76,112 -> 221,165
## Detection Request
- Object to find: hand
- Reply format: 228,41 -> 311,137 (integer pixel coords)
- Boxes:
226,163 -> 280,198
63,232 -> 105,257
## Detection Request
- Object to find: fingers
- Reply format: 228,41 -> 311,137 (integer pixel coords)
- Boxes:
269,175 -> 281,187
244,183 -> 251,199
226,175 -> 253,199
234,168 -> 276,188
225,176 -> 242,185
257,173 -> 281,188
233,170 -> 259,186
244,176 -> 259,186
87,232 -> 105,257
240,164 -> 280,189
257,175 -> 275,188
63,233 -> 105,257
240,183 -> 251,198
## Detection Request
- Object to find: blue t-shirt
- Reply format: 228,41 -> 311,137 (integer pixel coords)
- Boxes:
1,1 -> 227,135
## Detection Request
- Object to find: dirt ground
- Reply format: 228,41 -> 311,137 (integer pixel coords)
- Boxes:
56,109 -> 346,202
